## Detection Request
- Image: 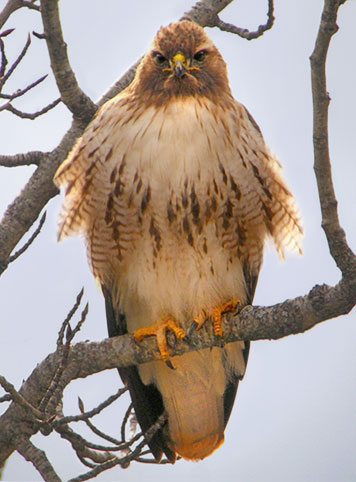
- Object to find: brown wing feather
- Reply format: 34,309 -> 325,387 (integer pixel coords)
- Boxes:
101,284 -> 176,463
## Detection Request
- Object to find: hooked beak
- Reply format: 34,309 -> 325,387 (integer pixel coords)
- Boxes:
172,53 -> 187,78
173,59 -> 186,78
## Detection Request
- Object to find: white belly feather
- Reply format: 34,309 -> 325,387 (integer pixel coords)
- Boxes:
56,95 -> 272,459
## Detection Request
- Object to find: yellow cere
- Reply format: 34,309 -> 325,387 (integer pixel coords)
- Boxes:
172,52 -> 186,65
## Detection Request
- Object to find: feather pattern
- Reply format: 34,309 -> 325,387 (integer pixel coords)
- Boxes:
54,20 -> 302,461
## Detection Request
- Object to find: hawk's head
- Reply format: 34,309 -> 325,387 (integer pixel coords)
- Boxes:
133,21 -> 231,104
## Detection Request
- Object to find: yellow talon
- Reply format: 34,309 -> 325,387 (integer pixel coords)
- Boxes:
212,307 -> 223,336
133,316 -> 186,363
192,310 -> 207,330
192,298 -> 241,337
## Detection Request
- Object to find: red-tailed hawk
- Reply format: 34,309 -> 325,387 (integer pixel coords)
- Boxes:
54,20 -> 302,463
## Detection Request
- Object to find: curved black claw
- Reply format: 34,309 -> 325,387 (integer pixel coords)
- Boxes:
187,320 -> 199,338
165,359 -> 175,370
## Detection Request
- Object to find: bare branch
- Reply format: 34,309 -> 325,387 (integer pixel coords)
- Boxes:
310,0 -> 355,276
213,0 -> 274,40
136,454 -> 173,464
38,295 -> 88,414
40,0 -> 96,122
0,1 -> 39,30
0,28 -> 15,38
67,416 -> 166,482
0,33 -> 31,86
56,288 -> 84,348
66,303 -> 88,343
0,375 -> 44,421
55,423 -> 116,465
0,38 -> 7,78
0,150 -> 45,167
121,402 -> 133,442
32,30 -> 46,39
16,437 -> 61,482
55,388 -> 127,426
1,271 -> 355,469
1,74 -> 48,99
0,2 -> 355,477
0,0 -> 238,277
80,413 -> 124,448
181,0 -> 234,26
3,97 -> 61,119
0,116 -> 84,276
8,211 -> 46,263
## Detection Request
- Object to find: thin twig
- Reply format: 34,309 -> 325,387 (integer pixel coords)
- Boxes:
121,402 -> 133,442
0,0 -> 39,31
0,28 -> 15,38
0,116 -> 84,277
0,376 -> 44,420
1,34 -> 31,85
82,418 -> 124,448
214,0 -> 274,40
64,429 -> 143,454
67,431 -> 151,482
66,303 -> 88,343
56,288 -> 84,348
16,437 -> 61,482
0,0 -> 242,278
56,423 -> 116,465
8,211 -> 46,263
0,74 -> 48,99
32,30 -> 46,39
76,453 -> 97,469
54,388 -> 127,426
0,38 -> 7,79
136,455 -> 172,464
0,150 -> 45,167
77,397 -> 123,446
4,97 -> 61,119
38,293 -> 87,413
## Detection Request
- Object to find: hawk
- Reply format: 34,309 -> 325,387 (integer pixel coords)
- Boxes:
54,20 -> 302,463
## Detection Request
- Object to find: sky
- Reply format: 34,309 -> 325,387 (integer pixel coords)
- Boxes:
0,0 -> 356,481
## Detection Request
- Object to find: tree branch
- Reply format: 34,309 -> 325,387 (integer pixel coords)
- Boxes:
310,0 -> 355,276
2,97 -> 61,119
54,388 -> 127,426
16,437 -> 61,482
40,0 -> 96,122
1,2 -> 355,477
0,118 -> 83,275
0,274 -> 355,468
1,73 -> 48,99
0,150 -> 45,167
0,33 -> 31,87
211,0 -> 274,40
0,0 -> 39,30
0,0 -> 240,277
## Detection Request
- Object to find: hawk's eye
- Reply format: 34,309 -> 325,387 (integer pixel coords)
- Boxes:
193,50 -> 207,63
153,52 -> 168,67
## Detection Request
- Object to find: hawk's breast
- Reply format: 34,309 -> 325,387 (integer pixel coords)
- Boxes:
87,96 -> 268,330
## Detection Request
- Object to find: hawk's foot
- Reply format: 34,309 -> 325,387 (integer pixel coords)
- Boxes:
133,316 -> 186,367
190,298 -> 241,337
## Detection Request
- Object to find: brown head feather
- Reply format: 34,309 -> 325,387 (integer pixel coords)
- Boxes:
131,21 -> 231,105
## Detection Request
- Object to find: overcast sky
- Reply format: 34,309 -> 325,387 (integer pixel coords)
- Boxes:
1,1 -> 356,481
